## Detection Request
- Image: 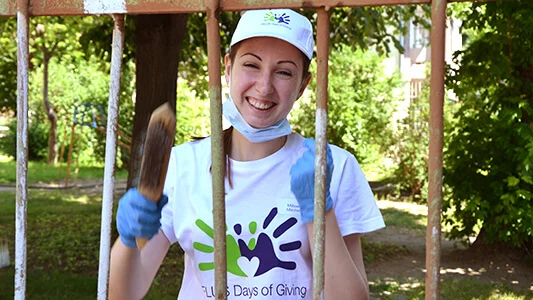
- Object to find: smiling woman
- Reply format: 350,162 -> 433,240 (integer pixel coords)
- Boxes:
109,8 -> 385,300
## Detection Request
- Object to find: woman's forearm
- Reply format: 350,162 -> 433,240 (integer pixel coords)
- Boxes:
307,210 -> 369,300
109,231 -> 170,300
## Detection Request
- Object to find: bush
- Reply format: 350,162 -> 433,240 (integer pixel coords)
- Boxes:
390,93 -> 429,202
0,116 -> 49,161
443,1 -> 533,249
291,45 -> 403,167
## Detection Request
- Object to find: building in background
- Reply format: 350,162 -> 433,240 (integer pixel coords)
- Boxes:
384,8 -> 463,120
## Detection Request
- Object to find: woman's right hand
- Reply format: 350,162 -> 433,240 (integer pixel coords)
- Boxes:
116,188 -> 168,248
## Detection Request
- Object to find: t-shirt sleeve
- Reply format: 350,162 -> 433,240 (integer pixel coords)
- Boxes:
332,151 -> 385,236
160,148 -> 178,244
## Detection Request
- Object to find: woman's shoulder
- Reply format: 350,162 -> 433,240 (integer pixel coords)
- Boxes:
171,137 -> 212,159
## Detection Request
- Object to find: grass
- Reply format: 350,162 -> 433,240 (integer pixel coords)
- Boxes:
0,158 -> 128,184
380,207 -> 427,232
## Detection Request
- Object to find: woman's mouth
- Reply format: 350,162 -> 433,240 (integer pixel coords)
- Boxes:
247,97 -> 275,110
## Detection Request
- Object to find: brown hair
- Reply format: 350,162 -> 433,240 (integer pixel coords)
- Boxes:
223,126 -> 234,188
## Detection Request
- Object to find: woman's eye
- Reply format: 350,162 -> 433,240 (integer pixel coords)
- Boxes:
277,70 -> 292,77
243,63 -> 258,69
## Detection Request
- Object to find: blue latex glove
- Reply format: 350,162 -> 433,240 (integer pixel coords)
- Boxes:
116,188 -> 168,248
290,138 -> 334,223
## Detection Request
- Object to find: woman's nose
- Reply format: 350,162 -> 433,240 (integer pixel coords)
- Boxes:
255,72 -> 274,96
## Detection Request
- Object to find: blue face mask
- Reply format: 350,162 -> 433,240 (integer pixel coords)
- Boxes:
222,96 -> 292,143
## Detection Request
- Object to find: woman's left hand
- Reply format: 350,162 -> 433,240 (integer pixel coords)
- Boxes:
290,138 -> 334,223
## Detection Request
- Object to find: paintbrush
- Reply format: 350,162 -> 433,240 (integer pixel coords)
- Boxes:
136,102 -> 176,250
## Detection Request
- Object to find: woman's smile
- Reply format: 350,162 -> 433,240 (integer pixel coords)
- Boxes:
247,97 -> 276,111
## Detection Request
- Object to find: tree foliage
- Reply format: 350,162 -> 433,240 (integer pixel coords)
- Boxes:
390,80 -> 430,202
444,1 -> 533,250
0,18 -> 17,112
291,45 -> 403,165
0,55 -> 135,166
0,16 -> 136,166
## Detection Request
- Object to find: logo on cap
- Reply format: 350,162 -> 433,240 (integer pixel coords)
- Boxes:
264,11 -> 291,25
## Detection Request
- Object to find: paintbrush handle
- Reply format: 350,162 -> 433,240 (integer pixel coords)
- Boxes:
135,103 -> 176,250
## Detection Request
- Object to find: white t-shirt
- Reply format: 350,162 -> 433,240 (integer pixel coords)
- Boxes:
161,133 -> 385,300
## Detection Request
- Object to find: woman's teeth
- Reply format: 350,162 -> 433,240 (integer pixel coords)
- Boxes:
248,98 -> 274,110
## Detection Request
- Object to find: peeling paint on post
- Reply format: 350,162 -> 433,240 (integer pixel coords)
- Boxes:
0,0 -> 15,16
30,0 -> 85,16
126,0 -> 205,13
84,0 -> 127,13
312,7 -> 329,300
96,14 -> 125,300
15,0 -> 29,299
425,0 -> 447,299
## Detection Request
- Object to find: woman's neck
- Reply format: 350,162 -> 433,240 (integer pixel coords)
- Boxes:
230,129 -> 288,161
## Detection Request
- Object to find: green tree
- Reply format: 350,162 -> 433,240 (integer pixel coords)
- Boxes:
0,18 -> 17,112
0,16 -> 97,164
444,1 -> 533,251
0,16 -> 136,166
291,45 -> 403,166
31,17 -> 87,165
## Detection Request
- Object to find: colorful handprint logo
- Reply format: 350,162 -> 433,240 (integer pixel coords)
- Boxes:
264,12 -> 291,25
193,207 -> 301,277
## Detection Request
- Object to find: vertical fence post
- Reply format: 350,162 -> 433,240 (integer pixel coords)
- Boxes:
313,7 -> 330,300
15,0 -> 30,298
97,14 -> 125,300
205,1 -> 227,299
425,0 -> 447,299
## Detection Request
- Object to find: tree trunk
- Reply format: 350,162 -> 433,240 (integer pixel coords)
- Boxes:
127,14 -> 188,189
43,55 -> 58,165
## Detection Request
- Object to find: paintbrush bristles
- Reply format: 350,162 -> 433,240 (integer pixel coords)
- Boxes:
138,102 -> 176,202
136,102 -> 176,250
149,102 -> 176,131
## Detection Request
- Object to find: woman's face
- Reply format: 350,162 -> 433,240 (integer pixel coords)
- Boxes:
225,37 -> 310,129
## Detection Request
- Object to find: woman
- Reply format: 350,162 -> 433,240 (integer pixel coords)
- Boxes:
109,8 -> 385,299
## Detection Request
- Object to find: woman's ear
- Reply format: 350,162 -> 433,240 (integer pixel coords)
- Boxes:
297,74 -> 312,99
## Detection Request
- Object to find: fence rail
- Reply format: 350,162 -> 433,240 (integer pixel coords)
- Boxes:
3,0 -> 487,17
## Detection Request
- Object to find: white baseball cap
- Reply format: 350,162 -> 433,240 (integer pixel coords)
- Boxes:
230,9 -> 315,60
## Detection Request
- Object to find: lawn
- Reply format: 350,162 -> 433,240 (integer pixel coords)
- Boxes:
0,156 -> 128,184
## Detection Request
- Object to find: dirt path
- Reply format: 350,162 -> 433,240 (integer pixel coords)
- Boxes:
0,179 -> 127,194
364,200 -> 533,294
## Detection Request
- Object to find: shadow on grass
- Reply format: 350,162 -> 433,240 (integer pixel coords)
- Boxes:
379,207 -> 427,232
0,190 -> 109,275
0,189 -> 184,299
0,268 -> 97,300
369,277 -> 533,300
